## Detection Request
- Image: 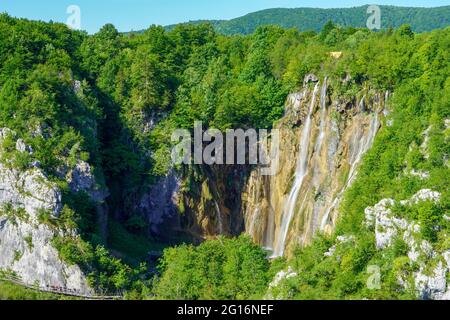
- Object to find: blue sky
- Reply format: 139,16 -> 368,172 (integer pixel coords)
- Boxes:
0,0 -> 448,33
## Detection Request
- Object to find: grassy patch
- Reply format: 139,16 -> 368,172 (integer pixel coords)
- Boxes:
0,203 -> 29,226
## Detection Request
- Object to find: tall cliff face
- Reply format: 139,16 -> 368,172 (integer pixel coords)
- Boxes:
178,165 -> 249,240
146,76 -> 386,251
0,129 -> 106,295
140,165 -> 248,243
242,77 -> 385,257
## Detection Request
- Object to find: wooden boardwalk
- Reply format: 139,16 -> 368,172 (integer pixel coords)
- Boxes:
0,275 -> 123,300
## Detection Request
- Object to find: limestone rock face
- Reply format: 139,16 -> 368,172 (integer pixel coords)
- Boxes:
0,129 -> 93,295
324,235 -> 354,257
303,73 -> 319,85
0,164 -> 61,218
66,161 -> 107,202
364,189 -> 441,250
405,189 -> 441,205
139,170 -> 181,236
15,139 -> 32,153
364,190 -> 449,300
175,165 -> 249,241
67,161 -> 94,193
0,128 -> 13,139
243,78 -> 385,256
148,76 -> 386,249
269,267 -> 298,289
270,189 -> 449,300
265,266 -> 298,300
0,218 -> 92,294
414,261 -> 448,300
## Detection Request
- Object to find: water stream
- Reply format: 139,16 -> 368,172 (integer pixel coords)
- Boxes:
214,200 -> 224,234
272,82 -> 320,257
314,77 -> 328,155
320,111 -> 380,230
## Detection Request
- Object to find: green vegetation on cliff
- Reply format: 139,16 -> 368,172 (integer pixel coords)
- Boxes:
0,11 -> 448,299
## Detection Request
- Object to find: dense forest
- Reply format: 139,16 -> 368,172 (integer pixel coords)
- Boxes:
0,11 -> 448,299
162,5 -> 450,35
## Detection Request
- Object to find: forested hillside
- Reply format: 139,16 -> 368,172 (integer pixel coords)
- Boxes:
162,5 -> 450,35
0,12 -> 448,299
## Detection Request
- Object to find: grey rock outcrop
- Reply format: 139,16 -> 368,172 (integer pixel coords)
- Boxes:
0,164 -> 62,217
139,170 -> 181,235
364,189 -> 440,250
265,266 -> 298,300
0,218 -> 92,294
66,161 -> 107,202
364,189 -> 449,300
0,129 -> 93,295
303,73 -> 319,85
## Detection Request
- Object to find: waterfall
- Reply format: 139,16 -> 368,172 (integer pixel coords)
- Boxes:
263,207 -> 275,251
247,125 -> 280,251
320,111 -> 380,231
242,80 -> 384,255
347,111 -> 379,185
310,78 -> 328,233
214,200 -> 224,234
319,195 -> 340,231
314,77 -> 328,154
248,207 -> 259,237
272,82 -> 320,257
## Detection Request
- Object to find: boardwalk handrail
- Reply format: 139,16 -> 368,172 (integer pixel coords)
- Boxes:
0,275 -> 123,300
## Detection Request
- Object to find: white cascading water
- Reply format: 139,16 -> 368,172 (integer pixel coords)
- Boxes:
272,82 -> 320,257
319,195 -> 340,231
214,200 -> 224,234
262,131 -> 280,250
248,207 -> 259,237
246,129 -> 280,249
348,111 -> 379,184
320,110 -> 380,230
263,208 -> 275,251
314,77 -> 328,155
310,78 -> 328,234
